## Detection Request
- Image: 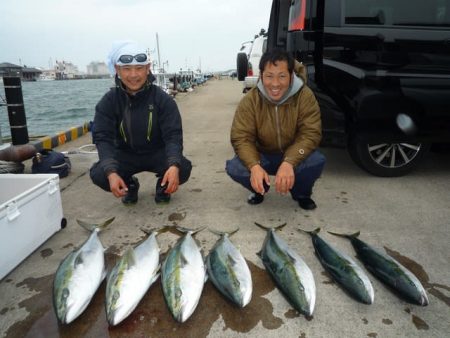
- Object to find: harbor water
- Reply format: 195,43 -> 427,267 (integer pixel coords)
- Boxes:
0,78 -> 115,139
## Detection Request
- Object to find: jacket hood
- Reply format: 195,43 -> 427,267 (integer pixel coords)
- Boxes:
257,60 -> 306,105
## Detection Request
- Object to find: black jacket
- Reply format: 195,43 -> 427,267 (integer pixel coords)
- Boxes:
93,74 -> 183,174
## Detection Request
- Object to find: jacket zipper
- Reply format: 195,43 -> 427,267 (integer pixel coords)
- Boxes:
147,110 -> 152,141
119,121 -> 127,143
125,100 -> 133,147
274,105 -> 283,152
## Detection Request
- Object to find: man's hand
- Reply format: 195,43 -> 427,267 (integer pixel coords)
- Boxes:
161,165 -> 180,194
275,161 -> 295,195
250,164 -> 270,195
108,172 -> 128,198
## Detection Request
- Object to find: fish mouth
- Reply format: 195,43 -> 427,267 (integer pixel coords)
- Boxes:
420,293 -> 429,306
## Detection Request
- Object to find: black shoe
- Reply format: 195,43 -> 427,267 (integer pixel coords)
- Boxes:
122,177 -> 140,205
155,179 -> 171,204
247,192 -> 264,205
297,197 -> 317,210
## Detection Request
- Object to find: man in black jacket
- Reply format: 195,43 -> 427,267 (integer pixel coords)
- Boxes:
90,41 -> 192,204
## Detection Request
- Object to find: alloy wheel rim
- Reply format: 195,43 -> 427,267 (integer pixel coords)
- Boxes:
367,143 -> 422,169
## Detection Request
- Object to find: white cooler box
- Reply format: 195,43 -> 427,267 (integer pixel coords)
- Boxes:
0,174 -> 64,280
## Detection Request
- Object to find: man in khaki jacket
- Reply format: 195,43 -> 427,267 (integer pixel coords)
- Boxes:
226,49 -> 325,210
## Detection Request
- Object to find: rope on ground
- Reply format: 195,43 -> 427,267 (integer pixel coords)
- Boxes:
61,144 -> 98,155
0,160 -> 24,174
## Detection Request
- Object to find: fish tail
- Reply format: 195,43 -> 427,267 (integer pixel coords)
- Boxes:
76,217 -> 115,232
209,228 -> 239,237
141,225 -> 172,236
327,230 -> 360,239
298,227 -> 321,236
175,225 -> 206,235
254,222 -> 287,231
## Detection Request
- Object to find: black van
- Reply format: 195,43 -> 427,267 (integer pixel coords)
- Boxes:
267,0 -> 450,176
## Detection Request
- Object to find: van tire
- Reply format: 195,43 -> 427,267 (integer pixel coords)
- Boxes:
237,53 -> 248,81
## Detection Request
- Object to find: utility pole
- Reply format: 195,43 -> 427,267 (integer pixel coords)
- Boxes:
156,33 -> 162,73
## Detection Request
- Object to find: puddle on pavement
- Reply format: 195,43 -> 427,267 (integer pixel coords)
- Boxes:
382,318 -> 393,325
320,271 -> 334,285
189,189 -> 202,193
384,247 -> 450,308
362,318 -> 368,324
7,255 -> 297,337
404,308 -> 429,331
40,248 -> 53,258
411,314 -> 429,330
284,309 -> 299,319
168,212 -> 186,222
1,308 -> 8,315
367,333 -> 378,337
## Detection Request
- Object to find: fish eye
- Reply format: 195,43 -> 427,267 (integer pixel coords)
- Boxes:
62,288 -> 70,299
113,291 -> 120,301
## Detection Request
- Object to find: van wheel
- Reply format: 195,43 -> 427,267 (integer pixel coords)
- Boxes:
348,137 -> 430,177
237,53 -> 248,81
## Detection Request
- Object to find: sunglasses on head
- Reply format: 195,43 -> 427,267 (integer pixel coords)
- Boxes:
118,53 -> 148,63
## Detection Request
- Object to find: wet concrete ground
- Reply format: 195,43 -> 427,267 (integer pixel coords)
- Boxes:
1,78 -> 450,337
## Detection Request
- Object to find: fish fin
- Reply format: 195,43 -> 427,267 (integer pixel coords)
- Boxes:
209,227 -> 240,237
227,254 -> 238,266
150,272 -> 160,285
141,225 -> 172,236
74,252 -> 84,267
76,217 -> 115,232
175,225 -> 206,235
298,227 -> 321,236
327,230 -> 360,239
254,222 -> 287,231
286,252 -> 298,264
180,253 -> 189,267
123,247 -> 137,268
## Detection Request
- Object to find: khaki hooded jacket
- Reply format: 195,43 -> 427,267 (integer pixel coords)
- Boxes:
230,62 -> 322,169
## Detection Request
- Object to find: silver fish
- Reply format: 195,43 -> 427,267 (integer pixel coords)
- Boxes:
53,217 -> 114,324
206,228 -> 252,307
161,226 -> 206,322
300,228 -> 374,304
106,227 -> 165,326
256,222 -> 316,316
328,230 -> 429,306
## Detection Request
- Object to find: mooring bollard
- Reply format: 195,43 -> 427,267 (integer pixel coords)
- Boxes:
3,76 -> 29,145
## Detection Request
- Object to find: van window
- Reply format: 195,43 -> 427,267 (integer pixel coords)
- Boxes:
344,0 -> 450,27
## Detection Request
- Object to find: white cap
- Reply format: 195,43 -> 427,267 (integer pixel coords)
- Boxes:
107,40 -> 149,75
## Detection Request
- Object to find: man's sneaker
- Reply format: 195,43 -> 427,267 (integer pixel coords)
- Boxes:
155,179 -> 171,204
297,197 -> 317,210
247,192 -> 264,205
122,177 -> 140,205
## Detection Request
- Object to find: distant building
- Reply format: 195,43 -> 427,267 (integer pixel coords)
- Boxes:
55,60 -> 79,80
39,69 -> 56,81
0,62 -> 42,81
87,61 -> 109,76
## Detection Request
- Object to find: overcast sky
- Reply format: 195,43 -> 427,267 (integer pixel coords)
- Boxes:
0,0 -> 273,73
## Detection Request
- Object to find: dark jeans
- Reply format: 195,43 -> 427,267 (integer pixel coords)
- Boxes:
90,148 -> 192,192
225,150 -> 325,199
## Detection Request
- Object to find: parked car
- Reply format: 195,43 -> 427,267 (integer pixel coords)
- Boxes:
237,32 -> 268,92
267,0 -> 450,176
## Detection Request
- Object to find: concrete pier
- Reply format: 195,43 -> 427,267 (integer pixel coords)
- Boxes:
1,78 -> 449,338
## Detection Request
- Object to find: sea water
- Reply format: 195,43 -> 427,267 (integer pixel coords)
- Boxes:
0,78 -> 114,139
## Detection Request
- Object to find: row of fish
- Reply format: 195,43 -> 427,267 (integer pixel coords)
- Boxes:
53,219 -> 428,326
53,219 -> 252,325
